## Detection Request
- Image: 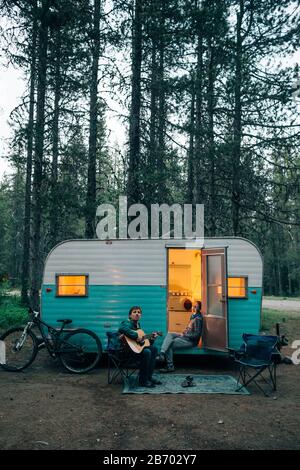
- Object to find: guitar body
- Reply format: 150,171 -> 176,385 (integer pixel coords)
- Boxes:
121,329 -> 163,354
125,329 -> 150,354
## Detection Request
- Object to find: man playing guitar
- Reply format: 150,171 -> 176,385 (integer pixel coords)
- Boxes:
118,306 -> 162,388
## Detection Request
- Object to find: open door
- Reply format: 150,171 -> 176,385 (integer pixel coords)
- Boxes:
167,248 -> 201,335
201,248 -> 228,351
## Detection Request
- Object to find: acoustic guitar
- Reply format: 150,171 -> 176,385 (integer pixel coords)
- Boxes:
120,329 -> 163,354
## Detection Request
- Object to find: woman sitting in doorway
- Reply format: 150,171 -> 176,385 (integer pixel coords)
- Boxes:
157,300 -> 203,373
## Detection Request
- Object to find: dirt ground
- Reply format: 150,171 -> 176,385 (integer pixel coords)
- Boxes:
1,317 -> 300,450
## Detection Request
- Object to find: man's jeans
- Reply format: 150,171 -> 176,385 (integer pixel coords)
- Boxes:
133,345 -> 158,384
160,333 -> 194,367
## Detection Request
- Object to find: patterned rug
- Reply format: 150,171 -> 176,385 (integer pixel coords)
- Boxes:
122,374 -> 249,395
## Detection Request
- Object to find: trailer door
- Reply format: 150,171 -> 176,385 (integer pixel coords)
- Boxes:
201,248 -> 228,351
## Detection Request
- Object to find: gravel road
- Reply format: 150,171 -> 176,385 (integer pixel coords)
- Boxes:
262,299 -> 300,313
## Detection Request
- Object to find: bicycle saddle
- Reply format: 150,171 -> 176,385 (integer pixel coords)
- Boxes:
57,319 -> 73,324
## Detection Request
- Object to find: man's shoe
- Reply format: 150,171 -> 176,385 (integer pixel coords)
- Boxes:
139,380 -> 156,388
181,376 -> 195,387
150,378 -> 162,385
159,365 -> 175,373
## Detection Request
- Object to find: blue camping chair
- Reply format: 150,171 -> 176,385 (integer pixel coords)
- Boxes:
231,334 -> 281,396
106,332 -> 139,384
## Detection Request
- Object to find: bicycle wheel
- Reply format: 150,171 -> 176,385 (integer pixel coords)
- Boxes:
0,327 -> 38,371
58,328 -> 102,373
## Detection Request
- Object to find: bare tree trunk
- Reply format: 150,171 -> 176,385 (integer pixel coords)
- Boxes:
49,26 -> 61,247
11,167 -> 24,287
21,0 -> 37,305
128,0 -> 143,205
156,0 -> 166,203
149,42 -> 158,161
287,263 -> 292,296
276,226 -> 283,295
31,0 -> 49,309
207,39 -> 216,236
147,4 -> 158,203
194,4 -> 204,206
85,0 -> 101,238
277,257 -> 283,296
187,75 -> 195,204
271,233 -> 277,295
232,0 -> 244,236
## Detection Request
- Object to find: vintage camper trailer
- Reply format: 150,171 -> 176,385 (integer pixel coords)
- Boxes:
41,238 -> 263,355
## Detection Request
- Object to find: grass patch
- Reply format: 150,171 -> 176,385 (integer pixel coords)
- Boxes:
261,308 -> 293,333
0,293 -> 28,330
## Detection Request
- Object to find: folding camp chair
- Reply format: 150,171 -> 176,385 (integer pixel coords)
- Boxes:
106,332 -> 140,385
231,333 -> 281,396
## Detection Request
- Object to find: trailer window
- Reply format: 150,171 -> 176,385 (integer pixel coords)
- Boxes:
228,277 -> 247,298
56,275 -> 88,297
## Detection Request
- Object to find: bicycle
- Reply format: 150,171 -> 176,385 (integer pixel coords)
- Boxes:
0,308 -> 102,374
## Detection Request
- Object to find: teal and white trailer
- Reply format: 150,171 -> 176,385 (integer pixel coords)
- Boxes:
41,237 -> 263,355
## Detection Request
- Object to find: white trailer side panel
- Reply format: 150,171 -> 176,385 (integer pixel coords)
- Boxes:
43,238 -> 263,287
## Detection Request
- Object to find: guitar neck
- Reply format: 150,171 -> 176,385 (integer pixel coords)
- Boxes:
141,331 -> 162,340
143,334 -> 154,340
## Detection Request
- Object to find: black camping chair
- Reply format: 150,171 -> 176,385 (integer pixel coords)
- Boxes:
106,332 -> 139,385
230,333 -> 281,396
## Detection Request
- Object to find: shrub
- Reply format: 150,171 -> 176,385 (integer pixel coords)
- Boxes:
0,287 -> 28,330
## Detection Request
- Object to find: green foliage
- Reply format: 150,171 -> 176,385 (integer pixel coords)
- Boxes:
260,308 -> 291,332
0,288 -> 28,330
0,176 -> 24,286
0,181 -> 11,278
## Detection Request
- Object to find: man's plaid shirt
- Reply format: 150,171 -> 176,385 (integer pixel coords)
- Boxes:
182,313 -> 203,344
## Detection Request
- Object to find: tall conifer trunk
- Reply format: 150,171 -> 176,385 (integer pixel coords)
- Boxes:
85,0 -> 101,238
49,25 -> 61,247
128,0 -> 142,205
31,0 -> 49,309
187,76 -> 195,204
207,39 -> 216,236
21,0 -> 38,305
232,0 -> 244,236
156,0 -> 166,203
194,3 -> 204,206
148,1 -> 158,203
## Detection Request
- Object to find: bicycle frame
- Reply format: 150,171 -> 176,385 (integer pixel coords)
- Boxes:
25,311 -> 74,357
1,308 -> 102,373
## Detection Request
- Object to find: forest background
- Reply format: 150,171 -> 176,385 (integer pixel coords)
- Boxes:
0,0 -> 299,309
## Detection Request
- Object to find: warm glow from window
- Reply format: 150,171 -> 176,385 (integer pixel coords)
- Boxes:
228,277 -> 247,298
168,249 -> 201,297
57,275 -> 87,296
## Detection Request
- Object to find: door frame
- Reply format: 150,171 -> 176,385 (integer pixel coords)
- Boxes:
201,247 -> 229,352
166,246 -> 201,333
